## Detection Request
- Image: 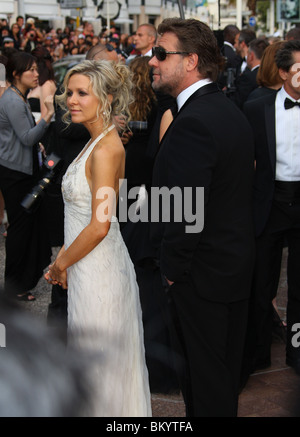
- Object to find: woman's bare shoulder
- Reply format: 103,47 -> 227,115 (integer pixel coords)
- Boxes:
92,131 -> 125,163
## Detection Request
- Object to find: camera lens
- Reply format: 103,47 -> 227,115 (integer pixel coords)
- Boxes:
20,153 -> 63,213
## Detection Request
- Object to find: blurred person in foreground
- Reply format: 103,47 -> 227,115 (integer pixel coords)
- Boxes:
148,18 -> 255,417
0,292 -> 92,417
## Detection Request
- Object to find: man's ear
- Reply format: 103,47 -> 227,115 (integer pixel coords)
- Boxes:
150,35 -> 156,46
278,68 -> 288,82
186,53 -> 198,72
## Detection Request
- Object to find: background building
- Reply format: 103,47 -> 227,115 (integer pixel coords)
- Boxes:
0,0 -> 298,37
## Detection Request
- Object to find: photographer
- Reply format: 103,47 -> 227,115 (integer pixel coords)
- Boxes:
0,52 -> 54,301
218,25 -> 242,92
21,29 -> 38,53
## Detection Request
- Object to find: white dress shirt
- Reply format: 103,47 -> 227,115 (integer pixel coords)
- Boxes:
177,78 -> 212,112
143,48 -> 153,57
224,41 -> 236,51
275,86 -> 300,181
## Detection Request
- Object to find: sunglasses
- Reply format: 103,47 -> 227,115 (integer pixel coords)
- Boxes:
152,46 -> 189,61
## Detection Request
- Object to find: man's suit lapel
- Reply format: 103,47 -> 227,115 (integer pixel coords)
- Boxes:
179,82 -> 219,113
158,82 -> 219,151
264,95 -> 277,177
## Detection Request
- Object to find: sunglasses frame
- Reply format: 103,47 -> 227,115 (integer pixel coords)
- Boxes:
152,46 -> 189,61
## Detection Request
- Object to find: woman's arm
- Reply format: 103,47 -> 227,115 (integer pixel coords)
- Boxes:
5,94 -> 53,146
48,139 -> 124,287
159,108 -> 173,143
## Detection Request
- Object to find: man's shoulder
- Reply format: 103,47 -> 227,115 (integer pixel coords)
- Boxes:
244,91 -> 276,112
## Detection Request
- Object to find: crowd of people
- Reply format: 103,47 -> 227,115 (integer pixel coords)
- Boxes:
0,14 -> 300,417
0,16 -> 138,61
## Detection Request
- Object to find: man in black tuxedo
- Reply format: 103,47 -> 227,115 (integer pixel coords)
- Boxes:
221,25 -> 242,68
234,28 -> 256,75
218,24 -> 242,90
148,18 -> 255,417
232,38 -> 269,108
243,40 -> 300,378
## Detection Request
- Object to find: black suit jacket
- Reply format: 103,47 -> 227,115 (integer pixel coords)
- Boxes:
218,44 -> 242,89
150,83 -> 255,303
233,66 -> 259,108
243,91 -> 278,237
221,44 -> 243,70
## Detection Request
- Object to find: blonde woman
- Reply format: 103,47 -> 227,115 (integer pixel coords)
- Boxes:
45,60 -> 151,417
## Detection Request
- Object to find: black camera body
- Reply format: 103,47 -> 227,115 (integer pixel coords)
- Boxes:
21,153 -> 63,212
225,67 -> 237,94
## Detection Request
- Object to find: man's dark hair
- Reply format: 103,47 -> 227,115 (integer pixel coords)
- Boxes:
248,38 -> 269,60
275,39 -> 300,71
157,18 -> 224,81
223,25 -> 240,45
238,29 -> 256,47
286,27 -> 300,41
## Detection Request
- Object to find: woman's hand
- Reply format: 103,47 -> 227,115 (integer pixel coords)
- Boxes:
43,95 -> 55,123
120,130 -> 133,146
44,261 -> 68,289
113,115 -> 127,133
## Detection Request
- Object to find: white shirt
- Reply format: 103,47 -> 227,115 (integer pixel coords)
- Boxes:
224,41 -> 236,51
275,86 -> 300,181
143,48 -> 153,57
241,56 -> 247,73
251,64 -> 259,72
177,78 -> 212,112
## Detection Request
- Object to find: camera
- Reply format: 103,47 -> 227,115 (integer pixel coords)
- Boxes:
21,153 -> 63,212
120,50 -> 129,59
225,68 -> 236,94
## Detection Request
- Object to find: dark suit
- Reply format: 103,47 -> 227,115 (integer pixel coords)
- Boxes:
218,43 -> 242,90
221,43 -> 243,70
232,66 -> 259,108
243,91 -> 300,375
150,83 -> 255,416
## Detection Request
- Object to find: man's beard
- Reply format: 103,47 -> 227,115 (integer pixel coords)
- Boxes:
152,77 -> 176,97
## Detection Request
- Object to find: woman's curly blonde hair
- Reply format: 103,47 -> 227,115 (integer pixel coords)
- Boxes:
56,60 -> 134,130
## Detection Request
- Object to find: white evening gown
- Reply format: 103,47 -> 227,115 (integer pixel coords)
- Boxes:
61,126 -> 152,417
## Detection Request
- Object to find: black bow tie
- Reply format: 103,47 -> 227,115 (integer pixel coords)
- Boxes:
284,98 -> 300,110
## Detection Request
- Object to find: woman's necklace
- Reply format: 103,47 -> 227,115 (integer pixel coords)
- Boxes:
11,84 -> 28,101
